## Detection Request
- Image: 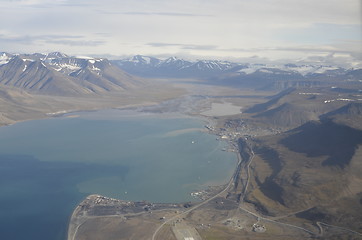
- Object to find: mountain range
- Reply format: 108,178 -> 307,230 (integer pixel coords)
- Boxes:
114,55 -> 362,90
1,52 -> 361,95
0,52 -> 142,96
112,55 -> 237,78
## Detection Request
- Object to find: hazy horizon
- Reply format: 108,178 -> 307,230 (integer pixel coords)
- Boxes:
1,0 -> 361,66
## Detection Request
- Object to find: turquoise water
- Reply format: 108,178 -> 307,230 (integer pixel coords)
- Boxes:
0,109 -> 237,240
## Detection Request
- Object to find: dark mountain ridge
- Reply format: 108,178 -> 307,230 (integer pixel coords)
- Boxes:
254,102 -> 319,128
321,102 -> 362,118
2,52 -> 361,94
112,55 -> 237,78
241,116 -> 362,237
281,119 -> 362,168
230,85 -> 362,236
0,52 -> 142,96
113,55 -> 362,90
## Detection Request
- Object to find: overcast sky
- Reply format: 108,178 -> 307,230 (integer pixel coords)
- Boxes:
1,0 -> 361,65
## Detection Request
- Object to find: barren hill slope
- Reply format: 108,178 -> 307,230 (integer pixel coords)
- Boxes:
243,87 -> 362,129
0,53 -> 143,96
242,118 -> 362,234
321,102 -> 362,130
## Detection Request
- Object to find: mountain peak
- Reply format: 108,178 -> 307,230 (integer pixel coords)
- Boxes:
163,56 -> 177,63
46,52 -> 68,59
112,55 -> 361,83
75,55 -> 94,60
0,52 -> 143,96
0,52 -> 13,66
130,55 -> 157,65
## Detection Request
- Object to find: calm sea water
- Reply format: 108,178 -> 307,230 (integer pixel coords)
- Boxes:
0,109 -> 236,240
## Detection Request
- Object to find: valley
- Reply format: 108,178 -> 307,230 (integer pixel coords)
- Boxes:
67,83 -> 362,239
0,52 -> 361,240
0,53 -> 189,126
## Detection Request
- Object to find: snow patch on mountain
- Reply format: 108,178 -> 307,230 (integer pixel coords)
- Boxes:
237,64 -> 265,74
130,55 -> 153,64
21,58 -> 35,62
313,66 -> 340,74
44,52 -> 68,61
281,65 -> 341,76
91,64 -> 101,74
238,68 -> 257,74
57,63 -> 81,71
0,53 -> 12,66
236,63 -> 345,76
259,69 -> 274,74
193,60 -> 234,71
75,56 -> 94,60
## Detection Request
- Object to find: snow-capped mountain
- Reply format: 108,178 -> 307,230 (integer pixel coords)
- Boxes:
44,52 -> 69,59
0,52 -> 142,96
158,56 -> 193,70
112,55 -> 360,83
127,55 -> 161,67
113,55 -> 362,90
1,52 -> 360,94
0,52 -> 13,66
112,55 -> 237,78
191,60 -> 235,71
234,63 -> 347,77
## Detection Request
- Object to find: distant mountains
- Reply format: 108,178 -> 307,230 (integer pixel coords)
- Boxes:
113,55 -> 362,90
0,52 -> 142,96
1,52 -> 361,95
112,55 -> 237,78
114,55 -> 354,78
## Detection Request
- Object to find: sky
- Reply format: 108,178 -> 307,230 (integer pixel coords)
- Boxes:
0,0 -> 361,65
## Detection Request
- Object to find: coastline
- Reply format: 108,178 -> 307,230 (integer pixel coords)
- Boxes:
65,111 -> 241,240
0,93 -> 243,240
66,134 -> 241,240
0,100 -> 163,129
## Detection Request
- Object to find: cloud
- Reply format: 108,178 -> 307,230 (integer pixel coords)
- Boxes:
2,0 -> 94,8
0,34 -> 34,44
46,39 -> 105,46
122,11 -> 212,17
147,42 -> 359,56
270,47 -> 357,55
0,0 -> 360,65
96,10 -> 213,17
231,46 -> 359,55
0,34 -> 104,46
147,43 -> 218,50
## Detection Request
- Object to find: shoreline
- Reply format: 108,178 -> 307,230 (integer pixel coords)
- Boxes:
63,109 -> 240,240
0,100 -> 164,129
0,96 -> 242,240
65,113 -> 240,240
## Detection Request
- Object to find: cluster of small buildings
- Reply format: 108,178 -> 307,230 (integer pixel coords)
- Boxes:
190,190 -> 207,200
204,125 -> 215,131
91,195 -> 127,205
252,223 -> 266,233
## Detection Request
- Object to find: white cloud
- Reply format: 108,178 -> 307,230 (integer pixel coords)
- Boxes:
0,0 -> 360,64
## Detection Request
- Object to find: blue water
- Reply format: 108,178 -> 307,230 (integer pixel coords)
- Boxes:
0,109 -> 237,240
